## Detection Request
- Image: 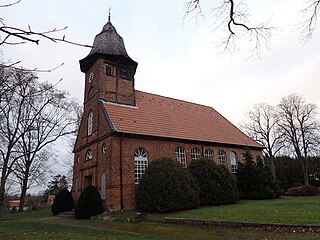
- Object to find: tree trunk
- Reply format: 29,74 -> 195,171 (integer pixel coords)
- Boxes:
0,165 -> 8,210
0,187 -> 5,211
18,162 -> 31,212
18,184 -> 27,212
301,157 -> 309,185
269,156 -> 276,180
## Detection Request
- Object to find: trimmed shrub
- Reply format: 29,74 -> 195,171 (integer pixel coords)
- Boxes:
188,158 -> 239,206
75,186 -> 103,219
136,157 -> 200,213
285,185 -> 320,196
51,188 -> 74,215
237,151 -> 281,200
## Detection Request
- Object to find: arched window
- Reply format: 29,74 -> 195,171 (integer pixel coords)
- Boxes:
134,148 -> 148,184
230,151 -> 238,173
102,143 -> 107,154
101,173 -> 106,200
85,149 -> 93,161
191,148 -> 201,161
218,150 -> 226,166
76,155 -> 80,163
204,149 -> 214,160
87,110 -> 93,135
175,147 -> 186,168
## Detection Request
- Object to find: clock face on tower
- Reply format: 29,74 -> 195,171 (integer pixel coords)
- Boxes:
88,72 -> 94,83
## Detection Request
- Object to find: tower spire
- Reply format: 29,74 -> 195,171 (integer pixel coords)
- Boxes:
108,7 -> 111,22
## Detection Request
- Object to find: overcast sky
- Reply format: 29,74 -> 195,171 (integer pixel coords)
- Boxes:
2,0 -> 320,125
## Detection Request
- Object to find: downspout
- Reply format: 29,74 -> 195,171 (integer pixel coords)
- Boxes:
119,133 -> 124,210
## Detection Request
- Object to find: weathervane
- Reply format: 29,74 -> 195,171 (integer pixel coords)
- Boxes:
108,7 -> 112,22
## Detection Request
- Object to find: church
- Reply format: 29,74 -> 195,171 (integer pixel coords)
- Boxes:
72,16 -> 263,211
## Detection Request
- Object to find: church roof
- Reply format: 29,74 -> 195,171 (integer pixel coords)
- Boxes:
102,91 -> 263,149
79,18 -> 137,73
88,21 -> 129,57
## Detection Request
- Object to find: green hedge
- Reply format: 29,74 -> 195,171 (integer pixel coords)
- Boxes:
136,157 -> 200,213
75,186 -> 103,219
188,158 -> 239,206
51,188 -> 74,215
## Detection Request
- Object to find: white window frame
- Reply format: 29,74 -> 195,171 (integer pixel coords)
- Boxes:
191,148 -> 201,161
218,150 -> 226,166
204,149 -> 214,160
105,64 -> 115,76
85,149 -> 93,161
102,143 -> 107,154
175,147 -> 186,168
87,110 -> 93,136
134,148 -> 148,184
230,151 -> 238,173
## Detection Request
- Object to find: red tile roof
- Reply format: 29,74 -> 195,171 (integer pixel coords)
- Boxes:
102,91 -> 263,148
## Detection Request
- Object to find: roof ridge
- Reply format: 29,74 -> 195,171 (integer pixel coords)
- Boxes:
135,90 -> 215,110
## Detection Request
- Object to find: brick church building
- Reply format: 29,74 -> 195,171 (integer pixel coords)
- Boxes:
72,17 -> 263,211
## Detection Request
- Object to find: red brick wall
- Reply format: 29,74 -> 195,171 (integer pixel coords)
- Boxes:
73,133 -> 262,211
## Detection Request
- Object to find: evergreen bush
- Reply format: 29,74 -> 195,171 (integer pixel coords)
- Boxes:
188,158 -> 239,206
285,185 -> 320,196
237,151 -> 281,200
51,188 -> 74,215
136,157 -> 200,213
74,186 -> 103,219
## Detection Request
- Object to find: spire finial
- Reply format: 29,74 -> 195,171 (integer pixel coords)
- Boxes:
108,7 -> 112,22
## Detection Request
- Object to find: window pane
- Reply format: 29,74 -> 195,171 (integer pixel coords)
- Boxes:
134,148 -> 148,184
218,150 -> 226,165
191,148 -> 201,161
204,149 -> 214,160
230,151 -> 238,173
175,147 -> 186,168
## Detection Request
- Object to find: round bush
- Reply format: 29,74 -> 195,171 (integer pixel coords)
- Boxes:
136,157 -> 200,213
188,158 -> 239,206
75,186 -> 103,219
51,188 -> 74,215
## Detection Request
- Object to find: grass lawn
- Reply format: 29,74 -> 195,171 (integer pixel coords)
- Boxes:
147,196 -> 320,225
0,196 -> 320,240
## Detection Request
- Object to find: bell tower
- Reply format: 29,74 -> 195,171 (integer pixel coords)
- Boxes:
79,15 -> 138,106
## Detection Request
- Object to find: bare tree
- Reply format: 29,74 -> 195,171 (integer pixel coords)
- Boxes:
0,0 -> 91,70
185,0 -> 274,56
13,80 -> 78,211
0,67 -> 79,210
240,103 -> 284,178
14,150 -> 53,210
0,1 -> 90,47
299,0 -> 320,42
277,94 -> 320,185
185,0 -> 320,56
0,68 -> 37,209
